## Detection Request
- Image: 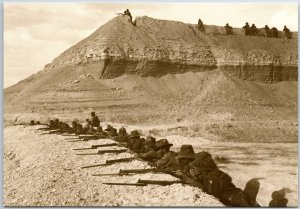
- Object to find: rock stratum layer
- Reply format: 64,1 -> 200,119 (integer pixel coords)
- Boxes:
46,15 -> 297,82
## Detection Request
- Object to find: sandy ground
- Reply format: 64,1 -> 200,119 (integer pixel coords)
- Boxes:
91,121 -> 299,207
3,125 -> 223,207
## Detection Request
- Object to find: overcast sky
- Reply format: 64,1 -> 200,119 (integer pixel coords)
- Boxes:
4,2 -> 298,88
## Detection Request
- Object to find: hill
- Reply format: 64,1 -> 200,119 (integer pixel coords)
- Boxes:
4,15 -> 298,143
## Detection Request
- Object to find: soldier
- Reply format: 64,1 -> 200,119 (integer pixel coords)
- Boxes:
138,136 -> 158,161
198,18 -> 205,32
30,120 -> 35,125
75,124 -> 84,135
155,139 -> 177,168
128,130 -> 143,152
271,27 -> 279,38
123,9 -> 133,24
242,22 -> 250,35
265,25 -> 272,37
93,125 -> 108,138
48,120 -> 55,129
283,25 -> 292,39
224,23 -> 233,35
269,188 -> 290,207
188,152 -> 261,207
250,24 -> 258,36
175,145 -> 195,174
71,120 -> 78,132
105,125 -> 118,137
90,112 -> 100,128
144,136 -> 156,153
114,126 -> 128,143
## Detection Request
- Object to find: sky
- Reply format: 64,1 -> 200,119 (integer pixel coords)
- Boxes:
3,2 -> 298,88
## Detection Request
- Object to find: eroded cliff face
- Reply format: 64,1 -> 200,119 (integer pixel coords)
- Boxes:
43,15 -> 297,82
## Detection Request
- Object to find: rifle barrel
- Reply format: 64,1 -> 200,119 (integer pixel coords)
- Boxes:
119,168 -> 158,174
137,179 -> 185,186
81,163 -> 107,169
106,157 -> 134,164
73,147 -> 93,151
81,157 -> 134,169
67,140 -> 84,143
97,149 -> 127,154
103,182 -> 146,186
76,152 -> 98,156
92,173 -> 123,176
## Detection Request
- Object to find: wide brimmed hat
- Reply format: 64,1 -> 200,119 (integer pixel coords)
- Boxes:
155,139 -> 173,149
145,136 -> 156,147
129,130 -> 140,139
177,144 -> 195,159
118,126 -> 127,135
189,151 -> 217,171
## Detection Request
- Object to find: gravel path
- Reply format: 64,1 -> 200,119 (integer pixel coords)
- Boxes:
3,125 -> 223,207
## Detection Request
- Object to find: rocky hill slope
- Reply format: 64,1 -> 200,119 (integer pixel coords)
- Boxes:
4,15 -> 298,143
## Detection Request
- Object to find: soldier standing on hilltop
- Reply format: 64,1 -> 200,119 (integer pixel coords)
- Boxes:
271,27 -> 279,38
123,9 -> 136,26
198,18 -> 205,32
224,23 -> 233,35
283,25 -> 292,39
265,25 -> 272,37
243,22 -> 250,35
249,24 -> 258,36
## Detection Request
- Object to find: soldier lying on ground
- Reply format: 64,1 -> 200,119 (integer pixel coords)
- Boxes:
188,151 -> 261,207
105,125 -> 118,137
154,139 -> 176,168
269,188 -> 290,207
127,130 -> 145,153
83,119 -> 96,134
138,136 -> 158,161
113,126 -> 128,142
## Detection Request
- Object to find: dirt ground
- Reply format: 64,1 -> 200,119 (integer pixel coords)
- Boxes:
3,125 -> 223,207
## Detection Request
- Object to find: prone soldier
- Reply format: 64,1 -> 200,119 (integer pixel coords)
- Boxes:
188,151 -> 261,207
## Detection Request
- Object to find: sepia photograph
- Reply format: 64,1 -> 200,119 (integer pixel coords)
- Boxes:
3,2 -> 298,207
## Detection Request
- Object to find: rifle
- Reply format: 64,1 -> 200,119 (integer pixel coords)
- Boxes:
76,149 -> 127,156
103,179 -> 186,186
40,129 -> 62,135
73,143 -> 119,151
37,127 -> 51,131
82,157 -> 134,169
66,135 -> 105,142
92,168 -> 165,176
